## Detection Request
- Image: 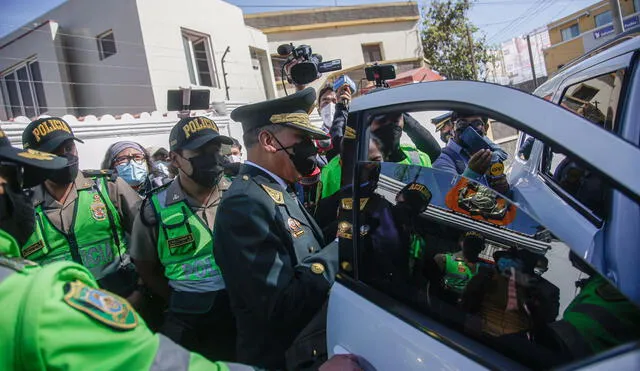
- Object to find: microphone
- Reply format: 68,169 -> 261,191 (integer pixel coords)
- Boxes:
277,44 -> 293,56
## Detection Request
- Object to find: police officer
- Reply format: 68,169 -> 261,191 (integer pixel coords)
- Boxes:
20,117 -> 141,300
130,116 -> 236,361
434,231 -> 485,298
1,127 -> 364,371
214,88 -> 339,369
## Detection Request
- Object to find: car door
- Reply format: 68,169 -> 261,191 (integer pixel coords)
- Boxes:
512,48 -> 640,301
326,81 -> 640,370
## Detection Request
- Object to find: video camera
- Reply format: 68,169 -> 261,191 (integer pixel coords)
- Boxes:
277,43 -> 342,85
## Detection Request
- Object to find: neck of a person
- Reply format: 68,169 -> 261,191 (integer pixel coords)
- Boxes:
178,174 -> 217,205
44,180 -> 74,204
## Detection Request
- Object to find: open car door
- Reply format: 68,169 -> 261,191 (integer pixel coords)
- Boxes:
325,81 -> 640,370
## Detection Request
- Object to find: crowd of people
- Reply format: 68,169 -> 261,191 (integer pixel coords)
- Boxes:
1,78 -> 631,371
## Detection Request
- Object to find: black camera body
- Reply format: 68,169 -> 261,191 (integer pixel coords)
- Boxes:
365,63 -> 396,88
278,43 -> 342,85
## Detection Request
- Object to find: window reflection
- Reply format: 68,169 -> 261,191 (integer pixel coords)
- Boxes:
354,162 -> 640,368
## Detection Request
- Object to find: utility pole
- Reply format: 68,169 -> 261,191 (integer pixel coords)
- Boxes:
526,34 -> 538,88
609,0 -> 624,35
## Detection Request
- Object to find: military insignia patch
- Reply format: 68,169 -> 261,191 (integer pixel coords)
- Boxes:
64,280 -> 137,330
261,184 -> 284,204
90,194 -> 107,221
337,221 -> 353,239
344,126 -> 356,140
17,149 -> 55,161
340,198 -> 369,211
287,218 -> 304,238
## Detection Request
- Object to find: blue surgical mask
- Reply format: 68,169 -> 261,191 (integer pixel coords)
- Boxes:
116,160 -> 148,186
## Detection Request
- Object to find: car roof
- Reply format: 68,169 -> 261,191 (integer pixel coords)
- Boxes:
535,32 -> 640,97
349,80 -> 640,203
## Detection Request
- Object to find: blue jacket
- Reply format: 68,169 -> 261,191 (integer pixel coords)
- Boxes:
433,140 -> 488,186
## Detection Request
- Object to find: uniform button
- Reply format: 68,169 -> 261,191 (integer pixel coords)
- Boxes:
242,175 -> 249,181
308,246 -> 316,253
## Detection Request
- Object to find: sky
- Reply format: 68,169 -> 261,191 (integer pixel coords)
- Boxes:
0,0 -> 606,45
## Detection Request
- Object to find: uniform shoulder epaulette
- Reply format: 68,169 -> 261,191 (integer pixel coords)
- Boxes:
82,169 -> 117,182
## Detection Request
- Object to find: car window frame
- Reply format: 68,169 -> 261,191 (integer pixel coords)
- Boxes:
538,60 -> 633,226
336,83 -> 640,369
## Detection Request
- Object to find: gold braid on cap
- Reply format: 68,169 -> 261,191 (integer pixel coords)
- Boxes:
269,113 -> 312,130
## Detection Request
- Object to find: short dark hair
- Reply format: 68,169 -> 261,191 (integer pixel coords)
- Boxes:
243,124 -> 285,149
317,85 -> 334,106
230,138 -> 242,150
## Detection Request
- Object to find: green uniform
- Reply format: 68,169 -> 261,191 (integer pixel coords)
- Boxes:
549,275 -> 640,359
0,229 -> 252,371
20,171 -> 140,297
320,145 -> 432,199
131,178 -> 236,362
443,253 -> 478,294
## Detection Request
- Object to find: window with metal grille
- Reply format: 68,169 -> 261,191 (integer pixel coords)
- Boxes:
182,30 -> 218,88
1,60 -> 47,118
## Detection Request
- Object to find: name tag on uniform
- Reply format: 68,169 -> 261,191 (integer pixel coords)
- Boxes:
22,240 -> 44,258
168,234 -> 194,249
287,218 -> 304,238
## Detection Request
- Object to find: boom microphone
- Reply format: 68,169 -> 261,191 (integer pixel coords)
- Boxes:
277,43 -> 293,56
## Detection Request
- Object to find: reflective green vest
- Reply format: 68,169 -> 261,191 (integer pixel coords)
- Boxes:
320,146 -> 432,200
443,254 -> 478,294
21,177 -> 127,280
397,145 -> 432,167
0,228 -> 20,257
150,188 -> 225,292
561,275 -> 640,355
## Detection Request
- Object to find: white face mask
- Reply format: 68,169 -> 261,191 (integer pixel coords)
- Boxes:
320,103 -> 336,132
229,155 -> 242,163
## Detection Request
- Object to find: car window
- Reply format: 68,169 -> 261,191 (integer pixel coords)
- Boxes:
350,162 -> 640,369
335,109 -> 640,369
544,70 -> 626,219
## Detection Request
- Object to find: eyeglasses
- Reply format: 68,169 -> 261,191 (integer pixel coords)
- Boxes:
455,119 -> 485,131
113,154 -> 146,166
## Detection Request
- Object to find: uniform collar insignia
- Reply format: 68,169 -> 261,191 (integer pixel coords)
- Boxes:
260,184 -> 284,205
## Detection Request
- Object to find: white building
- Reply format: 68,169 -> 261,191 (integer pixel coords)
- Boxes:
0,0 -> 277,120
244,1 -> 424,95
487,27 -> 550,86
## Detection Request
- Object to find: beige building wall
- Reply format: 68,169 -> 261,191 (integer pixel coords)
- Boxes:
544,0 -> 638,75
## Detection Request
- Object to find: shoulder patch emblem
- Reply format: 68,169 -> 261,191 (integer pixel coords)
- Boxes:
260,184 -> 284,205
64,280 -> 137,330
344,126 -> 356,140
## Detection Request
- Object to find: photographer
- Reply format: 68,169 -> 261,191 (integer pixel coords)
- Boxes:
433,111 -> 509,195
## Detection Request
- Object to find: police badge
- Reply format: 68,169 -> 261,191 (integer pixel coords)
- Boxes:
90,193 -> 107,221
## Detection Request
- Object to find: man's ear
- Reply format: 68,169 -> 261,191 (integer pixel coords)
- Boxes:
258,130 -> 278,153
169,151 -> 182,169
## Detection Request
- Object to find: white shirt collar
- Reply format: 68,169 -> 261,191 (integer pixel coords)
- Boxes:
244,160 -> 288,190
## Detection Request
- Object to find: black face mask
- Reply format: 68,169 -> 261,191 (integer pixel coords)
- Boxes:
47,153 -> 79,185
272,135 -> 318,176
440,130 -> 452,143
186,153 -> 224,188
0,185 -> 35,246
373,124 -> 403,158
